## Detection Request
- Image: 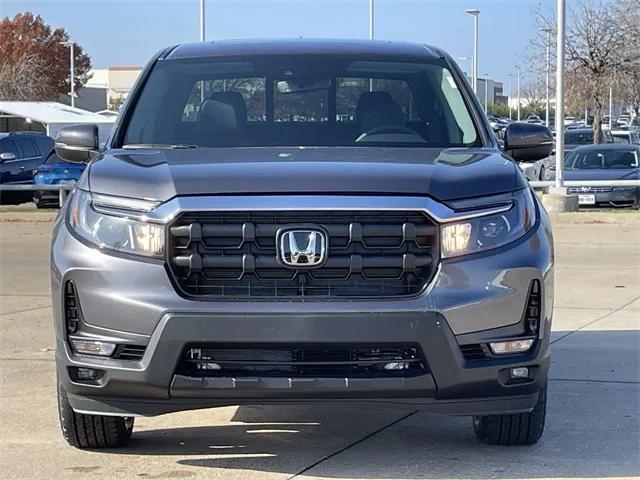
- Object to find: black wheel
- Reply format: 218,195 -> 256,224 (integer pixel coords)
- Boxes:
57,382 -> 134,448
33,193 -> 57,209
472,384 -> 547,445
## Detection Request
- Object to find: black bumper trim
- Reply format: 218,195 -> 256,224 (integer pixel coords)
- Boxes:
68,391 -> 540,417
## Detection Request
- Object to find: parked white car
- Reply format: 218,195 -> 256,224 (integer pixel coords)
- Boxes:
518,158 -> 547,181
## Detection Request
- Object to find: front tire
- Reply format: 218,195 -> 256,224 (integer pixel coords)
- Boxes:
472,383 -> 547,445
57,383 -> 134,448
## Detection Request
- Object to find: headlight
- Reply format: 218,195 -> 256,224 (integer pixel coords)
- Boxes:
441,188 -> 536,258
69,189 -> 164,257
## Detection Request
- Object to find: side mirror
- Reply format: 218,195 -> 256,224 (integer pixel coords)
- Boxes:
0,152 -> 16,162
55,124 -> 100,163
504,123 -> 554,163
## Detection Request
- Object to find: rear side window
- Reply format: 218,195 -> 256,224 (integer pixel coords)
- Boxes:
0,139 -> 20,158
16,138 -> 38,158
182,78 -> 266,122
336,78 -> 418,122
35,136 -> 54,155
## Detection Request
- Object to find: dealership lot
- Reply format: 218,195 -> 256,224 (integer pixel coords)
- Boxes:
0,209 -> 638,480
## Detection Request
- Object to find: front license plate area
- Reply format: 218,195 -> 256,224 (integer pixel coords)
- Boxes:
578,194 -> 595,205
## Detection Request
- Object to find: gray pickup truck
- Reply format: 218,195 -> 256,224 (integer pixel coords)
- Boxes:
51,39 -> 554,449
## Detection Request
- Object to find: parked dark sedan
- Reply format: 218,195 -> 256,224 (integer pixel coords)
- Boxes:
547,144 -> 640,208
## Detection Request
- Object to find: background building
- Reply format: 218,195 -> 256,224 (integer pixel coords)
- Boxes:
58,66 -> 143,112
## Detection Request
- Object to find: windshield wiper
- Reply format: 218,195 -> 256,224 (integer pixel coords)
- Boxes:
122,143 -> 199,149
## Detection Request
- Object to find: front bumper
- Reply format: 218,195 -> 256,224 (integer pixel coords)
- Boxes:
51,196 -> 554,417
592,189 -> 639,207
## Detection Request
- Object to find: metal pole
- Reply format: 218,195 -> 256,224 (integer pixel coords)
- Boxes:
200,0 -> 205,101
70,43 -> 75,108
484,73 -> 489,112
508,74 -> 513,119
609,86 -> 613,130
516,66 -> 521,121
465,10 -> 480,93
473,15 -> 478,94
545,29 -> 551,126
369,0 -> 374,91
369,0 -> 374,40
554,0 -> 566,190
200,0 -> 206,41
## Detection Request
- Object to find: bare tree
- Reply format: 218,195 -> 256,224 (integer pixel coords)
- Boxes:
521,76 -> 547,114
565,0 -> 635,142
0,54 -> 48,100
0,13 -> 92,101
614,0 -> 640,117
524,0 -> 639,139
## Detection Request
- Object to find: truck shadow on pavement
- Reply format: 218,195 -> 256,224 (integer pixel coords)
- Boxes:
109,329 -> 639,479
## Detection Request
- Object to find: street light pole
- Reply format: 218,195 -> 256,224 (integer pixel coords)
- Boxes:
199,0 -> 206,101
513,65 -> 521,121
554,0 -> 566,191
200,0 -> 206,41
609,86 -> 613,130
369,0 -> 374,91
465,9 -> 480,94
508,73 -> 513,119
484,73 -> 489,112
541,27 -> 553,127
60,41 -> 75,108
369,0 -> 374,40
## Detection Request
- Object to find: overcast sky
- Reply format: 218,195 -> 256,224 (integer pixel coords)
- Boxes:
2,0 -> 556,92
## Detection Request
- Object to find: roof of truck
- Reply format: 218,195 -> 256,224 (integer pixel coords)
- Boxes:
164,38 -> 441,61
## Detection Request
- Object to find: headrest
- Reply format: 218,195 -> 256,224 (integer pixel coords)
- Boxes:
197,90 -> 247,132
355,91 -> 405,131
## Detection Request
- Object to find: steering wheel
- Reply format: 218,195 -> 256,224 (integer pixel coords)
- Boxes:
356,125 -> 423,142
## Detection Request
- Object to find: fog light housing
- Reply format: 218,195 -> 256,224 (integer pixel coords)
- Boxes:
510,367 -> 529,379
489,338 -> 534,355
70,338 -> 116,356
77,368 -> 98,380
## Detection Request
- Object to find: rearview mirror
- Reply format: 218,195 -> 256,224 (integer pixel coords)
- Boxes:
55,124 -> 100,163
276,78 -> 331,94
0,152 -> 16,162
504,123 -> 554,163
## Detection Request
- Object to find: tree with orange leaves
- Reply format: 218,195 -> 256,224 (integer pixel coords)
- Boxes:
0,12 -> 92,101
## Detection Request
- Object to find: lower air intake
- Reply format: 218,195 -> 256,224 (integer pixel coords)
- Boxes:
177,343 -> 428,378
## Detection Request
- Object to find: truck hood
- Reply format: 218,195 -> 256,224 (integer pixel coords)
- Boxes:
86,147 -> 520,202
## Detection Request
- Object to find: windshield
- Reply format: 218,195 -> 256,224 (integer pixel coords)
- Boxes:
611,133 -> 630,144
121,56 -> 480,148
564,130 -> 593,144
564,148 -> 639,169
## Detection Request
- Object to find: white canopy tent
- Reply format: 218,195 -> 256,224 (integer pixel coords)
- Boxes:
0,101 -> 115,144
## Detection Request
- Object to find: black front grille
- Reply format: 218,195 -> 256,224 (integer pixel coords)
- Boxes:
167,210 -> 438,299
568,186 -> 613,193
177,343 -> 427,378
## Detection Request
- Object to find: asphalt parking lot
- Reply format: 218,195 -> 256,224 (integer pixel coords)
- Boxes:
0,209 -> 639,480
